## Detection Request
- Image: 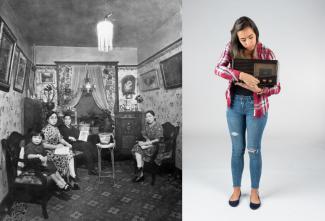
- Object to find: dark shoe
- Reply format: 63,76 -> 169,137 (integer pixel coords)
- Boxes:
88,169 -> 98,175
134,175 -> 145,183
70,181 -> 80,190
61,184 -> 71,192
250,195 -> 261,210
229,192 -> 241,207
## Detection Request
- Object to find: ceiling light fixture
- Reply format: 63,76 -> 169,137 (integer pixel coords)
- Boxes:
97,13 -> 113,52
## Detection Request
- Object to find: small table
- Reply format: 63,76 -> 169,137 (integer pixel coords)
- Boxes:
96,143 -> 115,183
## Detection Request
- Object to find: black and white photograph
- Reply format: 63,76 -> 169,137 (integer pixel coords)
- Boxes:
0,0 -> 181,220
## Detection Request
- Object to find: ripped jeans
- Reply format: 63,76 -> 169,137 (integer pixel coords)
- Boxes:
226,95 -> 268,189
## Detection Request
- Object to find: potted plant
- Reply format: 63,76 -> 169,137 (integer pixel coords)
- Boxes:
42,84 -> 56,111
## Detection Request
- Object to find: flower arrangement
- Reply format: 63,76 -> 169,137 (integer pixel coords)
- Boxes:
135,95 -> 144,103
42,84 -> 56,103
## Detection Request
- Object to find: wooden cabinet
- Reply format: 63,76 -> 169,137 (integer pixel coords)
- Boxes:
23,98 -> 45,134
114,112 -> 143,157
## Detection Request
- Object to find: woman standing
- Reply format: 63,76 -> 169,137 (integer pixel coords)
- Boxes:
131,110 -> 163,182
214,16 -> 281,209
42,111 -> 80,190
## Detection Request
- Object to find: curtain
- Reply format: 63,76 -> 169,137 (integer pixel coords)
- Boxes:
64,65 -> 112,114
89,65 -> 112,113
66,65 -> 87,108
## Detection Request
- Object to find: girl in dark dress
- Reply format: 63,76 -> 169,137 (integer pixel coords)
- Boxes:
25,130 -> 70,191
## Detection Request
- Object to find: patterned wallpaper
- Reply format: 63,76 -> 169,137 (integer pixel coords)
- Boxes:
138,41 -> 182,169
0,88 -> 24,203
117,66 -> 138,112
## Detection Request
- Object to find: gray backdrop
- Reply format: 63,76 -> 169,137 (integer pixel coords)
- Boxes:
183,0 -> 325,220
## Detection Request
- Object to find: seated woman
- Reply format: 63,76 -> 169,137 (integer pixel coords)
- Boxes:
42,111 -> 79,190
25,130 -> 71,191
131,110 -> 163,182
59,113 -> 98,175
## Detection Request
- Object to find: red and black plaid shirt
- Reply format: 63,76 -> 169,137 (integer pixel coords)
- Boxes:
214,42 -> 281,117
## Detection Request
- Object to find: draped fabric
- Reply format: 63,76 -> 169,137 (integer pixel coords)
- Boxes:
89,65 -> 111,112
66,65 -> 86,108
65,65 -> 112,113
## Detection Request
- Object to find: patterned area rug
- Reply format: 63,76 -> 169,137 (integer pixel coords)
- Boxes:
3,160 -> 182,221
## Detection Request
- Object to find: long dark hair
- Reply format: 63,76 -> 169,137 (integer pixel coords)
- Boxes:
230,16 -> 259,58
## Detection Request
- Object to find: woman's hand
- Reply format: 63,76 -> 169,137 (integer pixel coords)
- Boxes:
69,136 -> 76,142
39,155 -> 46,162
235,82 -> 262,93
239,72 -> 260,87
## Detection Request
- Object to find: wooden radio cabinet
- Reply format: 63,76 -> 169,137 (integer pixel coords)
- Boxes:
114,112 -> 144,157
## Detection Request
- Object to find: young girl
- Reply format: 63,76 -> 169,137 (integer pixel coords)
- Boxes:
24,130 -> 71,191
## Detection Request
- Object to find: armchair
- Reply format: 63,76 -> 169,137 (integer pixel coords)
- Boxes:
2,132 -> 54,219
144,122 -> 180,185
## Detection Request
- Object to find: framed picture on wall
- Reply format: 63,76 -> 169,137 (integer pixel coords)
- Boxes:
41,70 -> 55,83
139,69 -> 160,92
13,51 -> 27,93
27,62 -> 36,97
0,19 -> 16,92
160,52 -> 182,89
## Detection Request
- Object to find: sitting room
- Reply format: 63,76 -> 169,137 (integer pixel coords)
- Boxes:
0,0 -> 182,220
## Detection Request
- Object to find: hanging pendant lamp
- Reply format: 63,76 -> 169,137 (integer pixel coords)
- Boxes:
97,14 -> 113,52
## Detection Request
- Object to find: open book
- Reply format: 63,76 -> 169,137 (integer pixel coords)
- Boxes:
78,130 -> 89,142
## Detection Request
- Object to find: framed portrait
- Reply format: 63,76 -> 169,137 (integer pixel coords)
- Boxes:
41,70 -> 55,83
139,69 -> 160,92
13,50 -> 27,93
0,19 -> 16,92
160,52 -> 182,89
121,75 -> 136,95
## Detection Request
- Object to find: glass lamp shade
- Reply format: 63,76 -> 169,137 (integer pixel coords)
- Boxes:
97,19 -> 113,52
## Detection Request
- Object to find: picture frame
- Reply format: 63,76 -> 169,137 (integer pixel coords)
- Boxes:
121,74 -> 136,96
13,50 -> 27,93
139,69 -> 160,92
27,61 -> 36,97
160,52 -> 182,89
0,19 -> 16,92
40,69 -> 55,83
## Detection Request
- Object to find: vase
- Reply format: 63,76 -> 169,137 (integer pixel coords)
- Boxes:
45,102 -> 55,111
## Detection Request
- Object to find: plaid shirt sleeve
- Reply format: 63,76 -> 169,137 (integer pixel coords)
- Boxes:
214,42 -> 241,81
259,47 -> 281,97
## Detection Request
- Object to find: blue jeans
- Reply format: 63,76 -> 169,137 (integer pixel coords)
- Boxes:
226,95 -> 268,189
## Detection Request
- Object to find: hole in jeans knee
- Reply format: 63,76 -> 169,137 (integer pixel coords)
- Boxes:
231,132 -> 239,136
248,148 -> 258,154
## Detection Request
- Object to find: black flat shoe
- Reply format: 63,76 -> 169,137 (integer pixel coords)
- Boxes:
71,182 -> 80,190
250,195 -> 261,210
133,175 -> 145,183
62,184 -> 71,192
228,192 -> 241,207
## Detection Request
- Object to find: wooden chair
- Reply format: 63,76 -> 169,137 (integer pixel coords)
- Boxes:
2,132 -> 54,219
144,122 -> 180,185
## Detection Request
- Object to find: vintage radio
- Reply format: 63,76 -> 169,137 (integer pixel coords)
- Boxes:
232,59 -> 278,88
